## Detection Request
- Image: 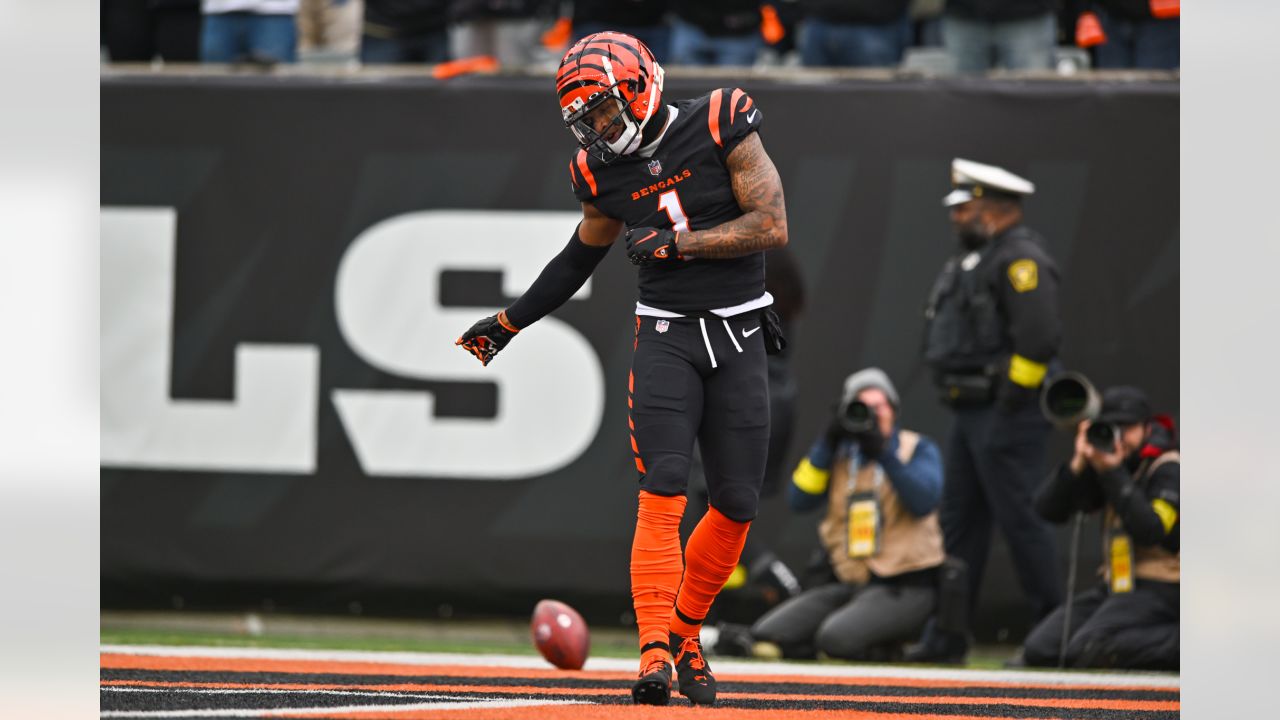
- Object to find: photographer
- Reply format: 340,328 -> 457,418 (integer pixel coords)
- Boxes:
746,368 -> 946,660
1020,385 -> 1179,670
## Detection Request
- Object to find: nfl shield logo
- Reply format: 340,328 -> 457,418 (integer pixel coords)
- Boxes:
655,319 -> 670,333
648,159 -> 663,176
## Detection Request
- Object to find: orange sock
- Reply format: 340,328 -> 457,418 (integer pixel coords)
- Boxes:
670,506 -> 751,638
631,490 -> 687,653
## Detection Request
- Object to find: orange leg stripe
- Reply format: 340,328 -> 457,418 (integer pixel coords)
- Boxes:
634,457 -> 647,473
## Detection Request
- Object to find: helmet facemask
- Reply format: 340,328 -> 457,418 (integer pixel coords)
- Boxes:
565,82 -> 647,163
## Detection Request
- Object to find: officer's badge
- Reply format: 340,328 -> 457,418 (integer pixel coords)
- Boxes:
655,319 -> 669,333
648,159 -> 663,176
1008,259 -> 1039,293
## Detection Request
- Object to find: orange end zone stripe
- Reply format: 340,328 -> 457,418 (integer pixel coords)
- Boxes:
100,678 -> 1178,711
99,654 -> 1176,694
276,710 -> 1112,720
99,680 -> 1177,712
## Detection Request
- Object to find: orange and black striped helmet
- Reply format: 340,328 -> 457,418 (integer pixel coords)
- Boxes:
555,31 -> 665,163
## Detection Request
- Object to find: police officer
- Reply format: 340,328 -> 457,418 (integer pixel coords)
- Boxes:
909,158 -> 1064,662
1021,386 -> 1179,670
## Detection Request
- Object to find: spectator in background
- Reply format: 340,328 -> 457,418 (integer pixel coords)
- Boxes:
200,0 -> 300,63
943,0 -> 1056,72
1021,386 -> 1180,669
298,0 -> 362,61
911,0 -> 946,47
570,0 -> 670,63
669,1 -> 762,67
746,369 -> 946,661
449,0 -> 555,67
103,0 -> 202,62
362,0 -> 449,63
798,0 -> 912,68
1075,0 -> 1179,69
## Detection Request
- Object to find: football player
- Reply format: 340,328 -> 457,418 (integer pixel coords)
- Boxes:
457,31 -> 788,707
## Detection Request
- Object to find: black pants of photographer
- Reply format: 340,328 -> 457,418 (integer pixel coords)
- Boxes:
750,579 -> 936,660
1022,580 -> 1179,670
942,401 -> 1063,624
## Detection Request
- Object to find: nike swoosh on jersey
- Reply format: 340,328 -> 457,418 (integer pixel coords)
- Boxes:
747,110 -> 758,124
741,327 -> 761,338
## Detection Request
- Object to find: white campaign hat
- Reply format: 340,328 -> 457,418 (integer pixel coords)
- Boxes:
942,158 -> 1036,207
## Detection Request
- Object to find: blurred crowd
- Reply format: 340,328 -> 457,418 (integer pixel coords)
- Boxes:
101,0 -> 1179,72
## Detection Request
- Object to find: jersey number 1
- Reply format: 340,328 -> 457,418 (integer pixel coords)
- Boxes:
658,189 -> 689,233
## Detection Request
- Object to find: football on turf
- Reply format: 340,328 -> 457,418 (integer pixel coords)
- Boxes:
531,599 -> 590,670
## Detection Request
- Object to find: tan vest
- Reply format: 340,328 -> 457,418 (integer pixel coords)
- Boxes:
817,430 -> 946,584
1102,450 -> 1180,584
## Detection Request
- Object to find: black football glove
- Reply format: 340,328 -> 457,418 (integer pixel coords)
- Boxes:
624,226 -> 681,265
455,311 -> 519,366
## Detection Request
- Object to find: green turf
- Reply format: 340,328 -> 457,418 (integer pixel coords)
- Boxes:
99,627 -> 641,659
100,625 -> 1021,670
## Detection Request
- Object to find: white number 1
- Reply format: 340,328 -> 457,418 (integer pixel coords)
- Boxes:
658,189 -> 689,232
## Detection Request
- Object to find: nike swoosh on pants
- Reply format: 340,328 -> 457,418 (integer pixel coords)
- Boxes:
741,327 -> 760,338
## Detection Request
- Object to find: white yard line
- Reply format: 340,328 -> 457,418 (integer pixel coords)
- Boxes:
100,697 -> 587,718
101,644 -> 1180,689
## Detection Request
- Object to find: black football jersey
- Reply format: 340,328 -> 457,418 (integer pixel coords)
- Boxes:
569,87 -> 766,314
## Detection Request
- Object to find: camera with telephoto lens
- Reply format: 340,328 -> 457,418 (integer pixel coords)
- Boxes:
1041,372 -> 1121,451
837,399 -> 875,436
1085,421 -> 1120,451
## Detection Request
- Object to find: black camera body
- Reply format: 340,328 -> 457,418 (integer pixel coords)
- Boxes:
837,399 -> 876,437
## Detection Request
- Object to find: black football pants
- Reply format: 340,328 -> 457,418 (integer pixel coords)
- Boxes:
629,312 -> 770,522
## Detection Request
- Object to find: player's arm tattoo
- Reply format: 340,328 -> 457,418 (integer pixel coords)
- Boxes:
678,133 -> 788,259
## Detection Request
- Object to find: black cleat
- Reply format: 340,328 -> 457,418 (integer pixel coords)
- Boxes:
631,652 -> 674,705
671,631 -> 717,706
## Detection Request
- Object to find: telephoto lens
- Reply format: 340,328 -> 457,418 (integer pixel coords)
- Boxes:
1086,422 -> 1118,451
839,400 -> 875,435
